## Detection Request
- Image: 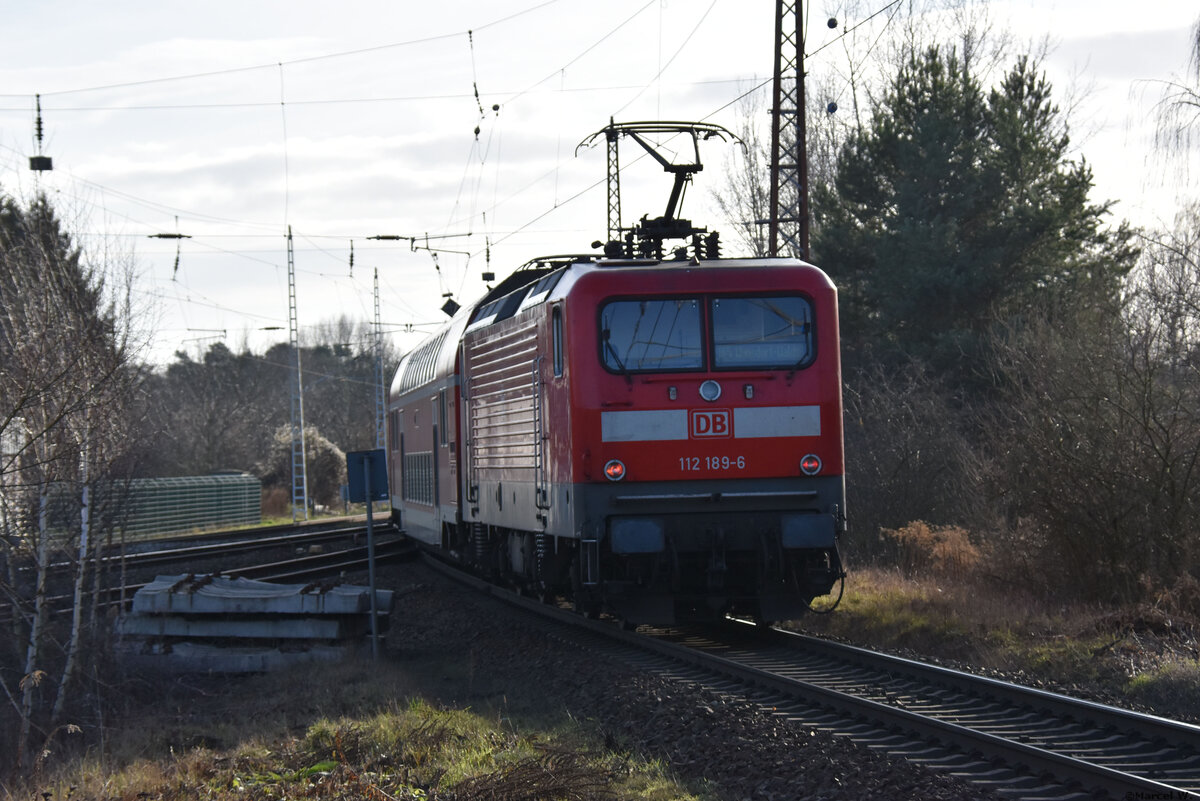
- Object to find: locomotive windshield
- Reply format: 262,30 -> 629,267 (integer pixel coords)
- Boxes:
600,299 -> 703,372
711,296 -> 812,369
600,294 -> 814,373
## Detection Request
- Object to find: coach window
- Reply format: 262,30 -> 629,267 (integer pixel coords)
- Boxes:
438,390 -> 448,445
552,306 -> 564,377
711,295 -> 814,369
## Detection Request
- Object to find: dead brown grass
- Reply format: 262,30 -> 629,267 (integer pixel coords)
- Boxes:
793,560 -> 1200,721
441,747 -> 616,801
882,521 -> 981,582
261,486 -> 290,518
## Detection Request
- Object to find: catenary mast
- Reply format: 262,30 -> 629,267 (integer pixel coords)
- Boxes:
768,0 -> 809,259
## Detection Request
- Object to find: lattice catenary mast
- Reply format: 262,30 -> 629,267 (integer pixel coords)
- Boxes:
373,268 -> 386,453
768,0 -> 809,259
287,226 -> 309,522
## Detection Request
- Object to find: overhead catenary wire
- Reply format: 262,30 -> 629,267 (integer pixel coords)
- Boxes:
279,63 -> 291,229
807,0 -> 904,60
476,0 -> 910,260
430,0 -> 663,278
499,0 -> 657,107
827,0 -> 905,109
0,77 -> 766,114
610,0 -> 719,118
27,0 -> 566,99
0,0 -> 917,363
7,25 -> 787,266
144,273 -> 439,340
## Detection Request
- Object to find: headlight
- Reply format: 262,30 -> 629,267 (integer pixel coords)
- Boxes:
604,459 -> 626,481
800,454 -> 821,475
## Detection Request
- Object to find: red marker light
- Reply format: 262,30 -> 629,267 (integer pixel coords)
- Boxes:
800,454 -> 821,475
604,459 -> 626,481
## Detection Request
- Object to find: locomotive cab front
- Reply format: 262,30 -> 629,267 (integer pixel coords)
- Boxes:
563,258 -> 846,624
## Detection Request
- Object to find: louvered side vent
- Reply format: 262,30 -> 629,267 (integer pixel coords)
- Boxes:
465,319 -> 539,477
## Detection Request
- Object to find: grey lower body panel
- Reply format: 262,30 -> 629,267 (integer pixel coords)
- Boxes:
570,476 -> 846,624
429,475 -> 846,625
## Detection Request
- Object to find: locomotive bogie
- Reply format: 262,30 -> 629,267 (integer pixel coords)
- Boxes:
566,474 -> 845,624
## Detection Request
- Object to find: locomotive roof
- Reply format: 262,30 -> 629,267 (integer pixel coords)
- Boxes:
390,254 -> 826,399
391,256 -> 591,399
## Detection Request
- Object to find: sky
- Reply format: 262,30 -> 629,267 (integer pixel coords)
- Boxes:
0,0 -> 1196,365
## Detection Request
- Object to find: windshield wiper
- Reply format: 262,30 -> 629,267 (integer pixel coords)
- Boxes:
602,330 -> 633,385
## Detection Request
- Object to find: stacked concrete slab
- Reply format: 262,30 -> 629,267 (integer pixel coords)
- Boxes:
118,574 -> 393,672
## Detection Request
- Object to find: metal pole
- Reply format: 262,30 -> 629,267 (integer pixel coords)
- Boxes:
797,7 -> 810,260
364,452 -> 380,660
768,3 -> 785,257
287,226 -> 309,521
768,0 -> 809,259
373,269 -> 386,453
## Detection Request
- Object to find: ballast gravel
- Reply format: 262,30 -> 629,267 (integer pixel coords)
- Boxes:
388,561 -> 1003,801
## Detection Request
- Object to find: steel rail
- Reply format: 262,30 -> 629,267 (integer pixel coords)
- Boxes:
227,536 -> 414,583
761,626 -> 1200,756
110,515 -> 373,553
104,523 -> 376,568
420,552 -> 1200,800
3,526 -> 411,621
644,626 -> 1198,800
13,524 -> 377,594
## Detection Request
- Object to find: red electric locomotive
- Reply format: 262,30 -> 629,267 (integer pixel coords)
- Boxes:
386,123 -> 846,624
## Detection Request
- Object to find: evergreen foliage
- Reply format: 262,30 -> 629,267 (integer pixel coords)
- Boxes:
813,48 -> 1138,378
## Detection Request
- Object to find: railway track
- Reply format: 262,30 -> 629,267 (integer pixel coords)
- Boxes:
422,554 -> 1200,801
105,524 -> 414,606
52,519 -> 377,572
3,522 -> 414,620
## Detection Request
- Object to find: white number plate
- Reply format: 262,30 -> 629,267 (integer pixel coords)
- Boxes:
679,455 -> 747,471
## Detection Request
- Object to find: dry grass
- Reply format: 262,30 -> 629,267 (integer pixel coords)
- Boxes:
792,557 -> 1200,720
260,487 -> 290,518
881,521 -> 981,582
9,660 -> 698,801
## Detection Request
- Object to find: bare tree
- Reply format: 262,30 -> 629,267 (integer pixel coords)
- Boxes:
1153,16 -> 1200,162
257,424 -> 347,509
1129,204 -> 1200,364
713,92 -> 772,258
0,191 -> 146,772
988,212 -> 1200,603
841,360 -> 985,563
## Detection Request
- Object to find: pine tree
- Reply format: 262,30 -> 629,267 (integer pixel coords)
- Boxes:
813,47 -> 1137,380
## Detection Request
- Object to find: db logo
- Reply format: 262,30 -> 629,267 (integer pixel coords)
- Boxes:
690,409 -> 732,439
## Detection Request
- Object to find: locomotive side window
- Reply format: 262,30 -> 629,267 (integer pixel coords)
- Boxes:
711,296 -> 814,369
600,299 -> 703,372
438,390 -> 448,446
552,306 -> 565,377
